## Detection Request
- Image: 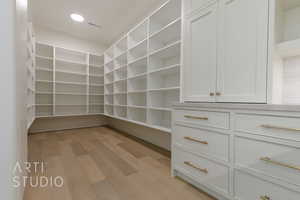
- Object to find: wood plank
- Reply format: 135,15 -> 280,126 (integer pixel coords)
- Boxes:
139,157 -> 215,200
89,149 -> 149,200
59,142 -> 97,200
28,137 -> 43,163
90,139 -> 138,176
25,127 -> 215,200
71,142 -> 87,156
92,180 -> 120,200
41,135 -> 61,158
77,155 -> 106,184
44,156 -> 73,200
118,142 -> 146,159
101,139 -> 140,170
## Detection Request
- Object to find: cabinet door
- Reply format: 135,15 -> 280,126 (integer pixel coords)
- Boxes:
216,0 -> 269,103
183,3 -> 218,102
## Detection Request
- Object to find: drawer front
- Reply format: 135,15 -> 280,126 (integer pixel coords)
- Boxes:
174,110 -> 230,129
235,136 -> 300,186
234,170 -> 300,200
174,125 -> 229,162
235,113 -> 300,141
173,147 -> 230,194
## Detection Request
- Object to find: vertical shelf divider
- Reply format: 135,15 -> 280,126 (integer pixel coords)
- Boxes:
86,53 -> 90,114
53,46 -> 56,116
146,16 -> 150,125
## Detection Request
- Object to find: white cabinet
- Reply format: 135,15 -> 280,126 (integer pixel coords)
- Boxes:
182,0 -> 269,103
183,2 -> 218,102
172,103 -> 300,200
235,170 -> 300,200
217,0 -> 268,103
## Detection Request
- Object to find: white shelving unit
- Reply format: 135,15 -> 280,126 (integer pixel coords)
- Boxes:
35,43 -> 105,118
103,0 -> 181,133
271,0 -> 300,104
27,23 -> 36,129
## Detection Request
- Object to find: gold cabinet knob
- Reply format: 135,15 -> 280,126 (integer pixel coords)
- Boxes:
210,93 -> 215,96
216,92 -> 221,96
260,195 -> 270,200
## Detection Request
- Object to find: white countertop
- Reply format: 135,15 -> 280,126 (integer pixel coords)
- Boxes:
173,102 -> 300,112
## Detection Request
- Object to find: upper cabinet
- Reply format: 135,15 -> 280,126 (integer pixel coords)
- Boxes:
216,0 -> 269,103
183,2 -> 218,102
182,0 -> 269,103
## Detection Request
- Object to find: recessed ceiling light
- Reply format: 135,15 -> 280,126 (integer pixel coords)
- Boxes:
70,13 -> 85,23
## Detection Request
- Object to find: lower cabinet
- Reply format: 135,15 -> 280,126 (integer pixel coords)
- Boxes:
234,170 -> 300,200
173,147 -> 230,196
172,105 -> 300,200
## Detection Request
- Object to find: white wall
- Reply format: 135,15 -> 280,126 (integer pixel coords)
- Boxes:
34,25 -> 107,54
0,0 -> 28,200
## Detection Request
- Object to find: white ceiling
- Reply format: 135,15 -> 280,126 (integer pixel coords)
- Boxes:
30,0 -> 166,46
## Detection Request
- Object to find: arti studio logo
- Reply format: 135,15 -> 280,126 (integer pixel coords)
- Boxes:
12,161 -> 64,188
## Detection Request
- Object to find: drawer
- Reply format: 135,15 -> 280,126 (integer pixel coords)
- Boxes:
173,125 -> 229,162
234,170 -> 300,200
173,147 -> 230,194
235,113 -> 300,141
235,136 -> 300,186
174,110 -> 230,129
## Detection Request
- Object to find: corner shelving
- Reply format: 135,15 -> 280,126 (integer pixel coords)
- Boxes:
149,18 -> 181,53
128,107 -> 147,123
35,43 -> 105,118
102,0 -> 181,133
88,54 -> 105,115
148,109 -> 172,130
36,56 -> 53,70
128,39 -> 148,63
149,41 -> 181,71
27,23 -> 36,129
128,20 -> 148,49
35,42 -> 54,118
115,36 -> 128,58
149,0 -> 181,35
34,0 -> 181,132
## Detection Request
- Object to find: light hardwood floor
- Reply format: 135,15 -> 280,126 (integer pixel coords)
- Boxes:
24,126 -> 215,200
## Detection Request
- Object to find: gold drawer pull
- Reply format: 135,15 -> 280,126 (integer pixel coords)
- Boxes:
261,124 -> 300,132
184,136 -> 208,145
260,157 -> 300,172
260,196 -> 270,200
184,161 -> 208,174
184,115 -> 208,120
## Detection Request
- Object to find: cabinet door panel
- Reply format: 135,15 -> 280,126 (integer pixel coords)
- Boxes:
183,3 -> 218,102
217,0 -> 268,103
